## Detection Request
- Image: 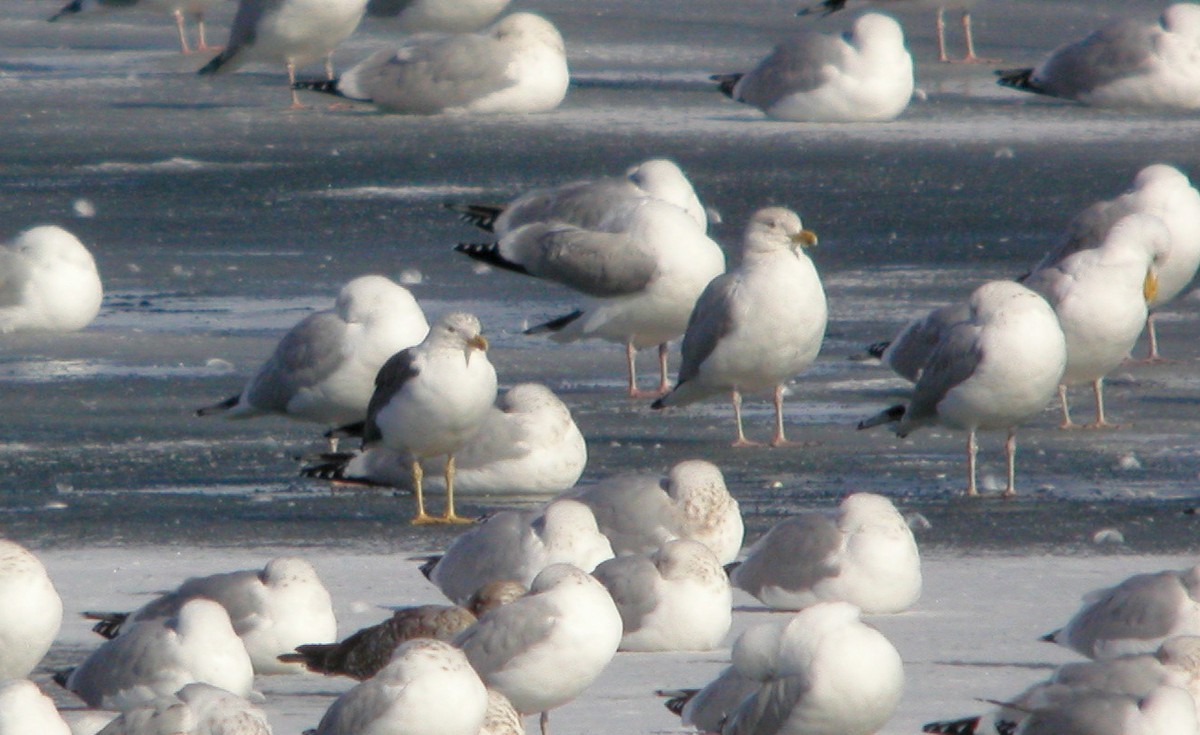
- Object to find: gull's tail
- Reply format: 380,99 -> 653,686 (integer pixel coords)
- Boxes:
444,203 -> 505,233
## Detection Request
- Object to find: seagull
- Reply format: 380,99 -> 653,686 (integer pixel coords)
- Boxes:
592,539 -> 732,652
197,275 -> 429,435
1044,565 -> 1200,660
712,13 -> 914,122
197,0 -> 370,108
652,207 -> 825,447
924,636 -> 1200,734
798,0 -> 993,63
423,498 -> 614,605
351,311 -> 497,524
0,225 -> 103,334
0,680 -> 71,735
858,280 -> 1067,496
90,682 -> 272,735
81,556 -> 338,675
454,564 -> 623,735
728,492 -> 921,614
453,169 -> 724,398
62,599 -> 255,710
293,13 -> 569,115
301,382 -> 587,495
997,3 -> 1200,109
1026,164 -> 1200,362
363,0 -> 509,32
312,639 -> 489,735
278,579 -> 525,680
563,459 -> 744,565
0,540 -> 62,680
479,689 -> 525,735
1023,213 -> 1170,428
48,0 -> 225,55
667,602 -> 904,735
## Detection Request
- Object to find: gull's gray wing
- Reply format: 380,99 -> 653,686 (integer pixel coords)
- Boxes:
722,674 -> 812,735
682,666 -> 759,733
243,311 -> 349,413
1034,20 -> 1156,99
200,0 -> 288,72
883,301 -> 972,383
735,32 -> 850,108
677,272 -> 738,384
498,222 -> 658,297
494,179 -> 640,235
363,348 -> 419,446
732,514 -> 841,600
365,0 -> 416,19
901,322 -> 984,432
592,555 -> 659,633
453,596 -> 558,677
1062,571 -> 1188,656
1029,197 -> 1125,274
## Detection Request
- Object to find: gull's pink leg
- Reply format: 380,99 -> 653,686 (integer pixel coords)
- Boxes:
950,11 -> 1000,64
173,9 -> 192,55
964,429 -> 978,496
1057,384 -> 1079,430
1003,429 -> 1017,497
1084,378 -> 1121,429
731,389 -> 763,447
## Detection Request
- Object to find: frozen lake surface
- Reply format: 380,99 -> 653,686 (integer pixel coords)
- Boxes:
3,0 -> 1200,731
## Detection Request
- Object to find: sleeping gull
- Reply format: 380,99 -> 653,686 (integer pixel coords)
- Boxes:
563,459 -> 744,565
62,598 -> 255,710
0,679 -> 71,735
729,492 -> 921,613
423,498 -> 614,605
799,0 -> 992,63
1026,164 -> 1200,362
312,639 -> 489,735
454,176 -> 724,398
348,311 -> 497,524
364,0 -> 509,32
294,13 -> 569,115
652,207 -> 825,447
93,682 -> 272,735
924,636 -> 1200,734
0,540 -> 62,679
279,580 -> 525,679
197,275 -> 429,436
0,225 -> 103,334
666,601 -> 904,735
197,0 -> 370,108
712,13 -> 914,122
858,280 -> 1066,496
82,556 -> 338,676
301,382 -> 587,495
592,539 -> 732,652
996,3 -> 1200,109
48,0 -> 225,54
1023,213 -> 1169,428
454,563 -> 623,735
1044,565 -> 1200,660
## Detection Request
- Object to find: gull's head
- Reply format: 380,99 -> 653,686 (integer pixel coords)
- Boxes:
429,312 -> 488,358
743,206 -> 818,257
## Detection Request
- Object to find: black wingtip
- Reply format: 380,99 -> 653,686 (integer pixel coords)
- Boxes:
197,53 -> 230,76
51,667 -> 73,689
327,421 -> 365,441
857,404 -> 905,430
83,610 -> 128,639
995,67 -> 1040,93
710,73 -> 742,99
796,0 -> 844,17
444,202 -> 503,233
418,555 -> 440,580
524,309 -> 584,335
722,560 -> 741,577
195,394 -> 239,417
866,340 -> 890,359
1040,629 -> 1059,643
48,0 -> 84,22
922,716 -> 984,735
454,242 -> 530,276
293,77 -> 344,97
656,689 -> 698,716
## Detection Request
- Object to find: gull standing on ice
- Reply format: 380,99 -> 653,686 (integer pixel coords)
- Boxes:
668,601 -> 905,735
1027,164 -> 1200,362
63,599 -> 255,710
712,13 -> 914,122
0,225 -> 103,334
454,564 -> 623,735
729,492 -> 921,614
0,540 -> 62,679
301,382 -> 586,495
1044,565 -> 1200,660
294,13 -> 569,115
48,0 -> 225,55
353,312 -> 497,524
197,275 -> 429,435
1024,213 -> 1169,428
0,679 -> 71,735
592,539 -> 732,652
82,556 -> 338,675
564,459 -> 744,565
423,498 -> 613,605
798,0 -> 993,63
653,207 -> 825,447
363,0 -> 509,32
198,0 -> 370,107
454,172 -> 724,398
312,639 -> 489,735
93,682 -> 272,735
858,280 -> 1066,496
997,3 -> 1200,109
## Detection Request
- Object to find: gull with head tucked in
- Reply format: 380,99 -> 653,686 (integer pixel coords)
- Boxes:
294,13 -> 569,115
0,540 -> 62,680
997,3 -> 1200,109
0,225 -> 103,334
93,682 -> 272,735
653,207 -> 825,447
0,679 -> 71,735
859,280 -> 1066,496
713,13 -> 914,122
729,492 -> 921,614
